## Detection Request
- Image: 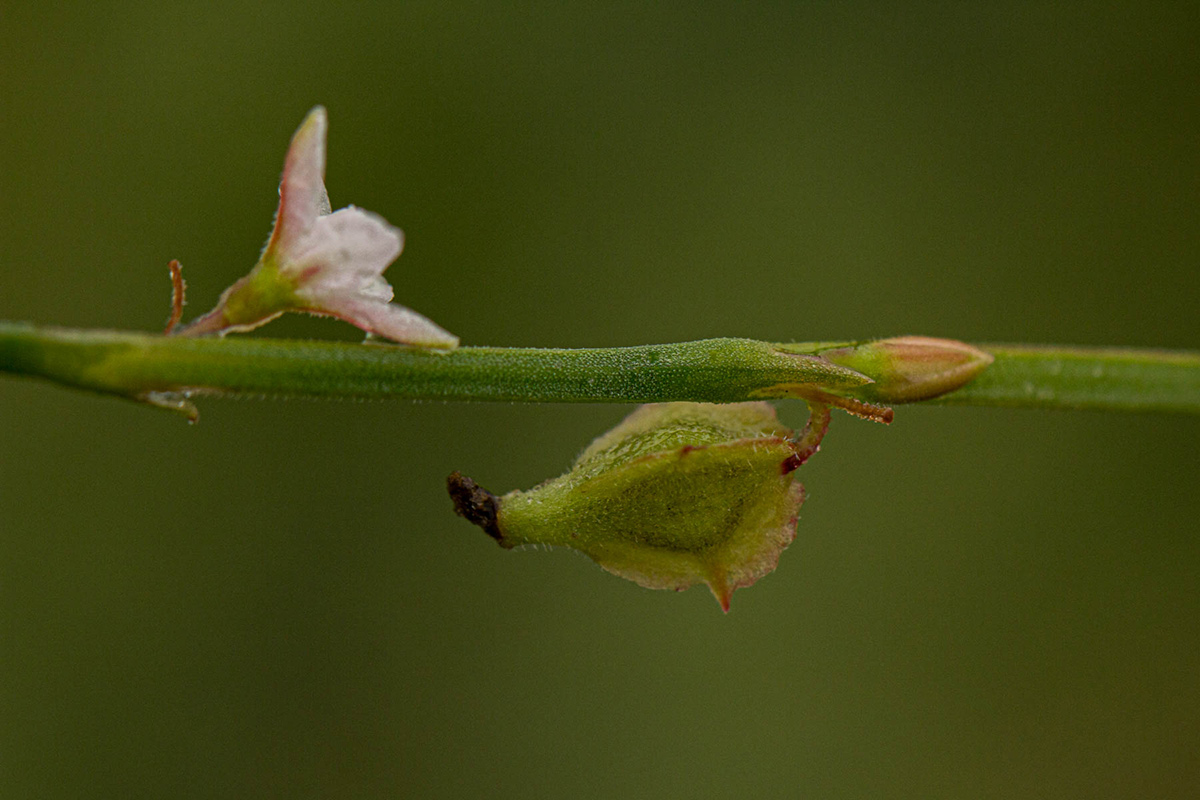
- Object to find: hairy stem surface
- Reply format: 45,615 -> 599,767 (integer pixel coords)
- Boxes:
1,322 -> 1197,416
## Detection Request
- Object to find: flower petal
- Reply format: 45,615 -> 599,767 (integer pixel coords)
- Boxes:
286,208 -> 457,347
265,106 -> 329,259
309,295 -> 460,349
287,206 -> 403,287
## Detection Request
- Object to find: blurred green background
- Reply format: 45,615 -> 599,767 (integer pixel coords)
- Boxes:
2,3 -> 1198,797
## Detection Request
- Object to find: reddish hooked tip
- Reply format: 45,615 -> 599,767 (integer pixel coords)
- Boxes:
164,260 -> 186,334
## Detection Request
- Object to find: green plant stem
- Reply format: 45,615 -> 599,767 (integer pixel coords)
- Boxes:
1,322 -> 1198,416
930,344 -> 1200,414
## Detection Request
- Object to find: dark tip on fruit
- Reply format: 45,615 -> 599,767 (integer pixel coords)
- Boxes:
447,471 -> 505,544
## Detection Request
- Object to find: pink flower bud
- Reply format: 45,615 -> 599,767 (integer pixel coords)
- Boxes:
821,336 -> 993,403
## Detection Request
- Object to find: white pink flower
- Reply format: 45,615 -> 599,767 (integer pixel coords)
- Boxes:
179,107 -> 458,349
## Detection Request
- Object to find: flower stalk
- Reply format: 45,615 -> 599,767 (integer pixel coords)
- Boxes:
2,322 -> 1197,418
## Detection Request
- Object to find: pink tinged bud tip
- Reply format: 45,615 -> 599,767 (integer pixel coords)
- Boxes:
176,107 -> 458,349
822,336 -> 993,403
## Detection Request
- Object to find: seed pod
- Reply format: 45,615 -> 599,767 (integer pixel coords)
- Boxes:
449,401 -> 808,611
